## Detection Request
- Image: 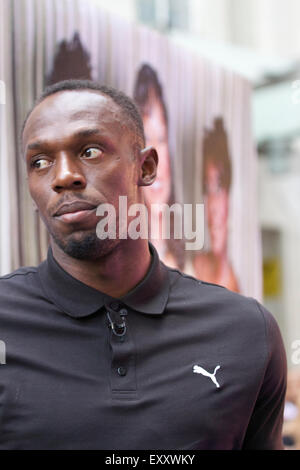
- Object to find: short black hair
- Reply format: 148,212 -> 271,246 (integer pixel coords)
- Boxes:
22,79 -> 146,151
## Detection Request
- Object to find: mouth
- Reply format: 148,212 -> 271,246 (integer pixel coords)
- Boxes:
53,201 -> 98,224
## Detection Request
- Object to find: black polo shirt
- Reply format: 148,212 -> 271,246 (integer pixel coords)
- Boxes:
0,243 -> 286,450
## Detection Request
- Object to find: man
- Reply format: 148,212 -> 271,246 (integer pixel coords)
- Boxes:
0,80 -> 286,450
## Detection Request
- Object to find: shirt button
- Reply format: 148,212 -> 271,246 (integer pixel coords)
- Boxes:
117,366 -> 127,377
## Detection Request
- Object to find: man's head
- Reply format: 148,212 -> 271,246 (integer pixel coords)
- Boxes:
22,79 -> 146,152
22,80 -> 158,260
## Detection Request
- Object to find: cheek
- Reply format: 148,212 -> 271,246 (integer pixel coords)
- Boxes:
28,178 -> 43,206
91,162 -> 137,202
27,175 -> 52,217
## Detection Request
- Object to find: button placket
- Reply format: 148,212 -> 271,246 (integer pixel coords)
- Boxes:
105,304 -> 137,398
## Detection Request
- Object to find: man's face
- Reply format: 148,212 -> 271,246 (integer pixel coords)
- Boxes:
22,90 -> 141,260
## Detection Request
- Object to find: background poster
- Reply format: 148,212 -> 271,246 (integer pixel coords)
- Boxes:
0,0 -> 261,299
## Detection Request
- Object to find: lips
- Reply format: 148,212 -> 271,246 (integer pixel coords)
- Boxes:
53,200 -> 98,225
54,201 -> 97,217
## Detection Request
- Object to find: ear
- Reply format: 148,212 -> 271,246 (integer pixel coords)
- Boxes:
137,146 -> 158,187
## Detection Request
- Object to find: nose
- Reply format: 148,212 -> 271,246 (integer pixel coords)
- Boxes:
51,153 -> 86,193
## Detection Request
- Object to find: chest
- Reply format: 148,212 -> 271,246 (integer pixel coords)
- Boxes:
0,318 -> 260,449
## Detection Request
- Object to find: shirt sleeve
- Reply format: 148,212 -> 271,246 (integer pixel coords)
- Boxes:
242,301 -> 287,450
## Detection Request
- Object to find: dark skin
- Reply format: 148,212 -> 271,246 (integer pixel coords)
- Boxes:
22,90 -> 158,298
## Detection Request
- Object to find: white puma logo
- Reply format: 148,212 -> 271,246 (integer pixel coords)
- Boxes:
193,364 -> 221,388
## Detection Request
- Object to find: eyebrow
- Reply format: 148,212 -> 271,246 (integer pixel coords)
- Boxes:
25,128 -> 103,153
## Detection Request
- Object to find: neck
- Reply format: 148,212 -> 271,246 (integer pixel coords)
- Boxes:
50,238 -> 152,299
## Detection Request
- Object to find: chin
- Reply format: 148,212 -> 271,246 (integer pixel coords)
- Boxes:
53,231 -> 119,261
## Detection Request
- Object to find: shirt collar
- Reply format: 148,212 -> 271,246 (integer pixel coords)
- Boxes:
38,242 -> 170,318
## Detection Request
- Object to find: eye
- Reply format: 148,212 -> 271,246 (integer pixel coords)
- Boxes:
31,158 -> 52,170
82,147 -> 103,159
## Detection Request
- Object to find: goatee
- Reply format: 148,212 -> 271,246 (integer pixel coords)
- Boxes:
52,232 -> 118,260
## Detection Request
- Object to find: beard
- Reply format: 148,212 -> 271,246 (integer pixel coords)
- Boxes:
51,229 -> 120,261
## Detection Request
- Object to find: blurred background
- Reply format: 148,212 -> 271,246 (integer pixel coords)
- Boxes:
1,0 -> 300,448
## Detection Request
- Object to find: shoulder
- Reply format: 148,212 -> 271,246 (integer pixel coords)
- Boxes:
0,266 -> 39,296
166,264 -> 279,339
168,263 -> 247,307
167,264 -> 287,379
0,266 -> 43,322
0,265 -> 38,282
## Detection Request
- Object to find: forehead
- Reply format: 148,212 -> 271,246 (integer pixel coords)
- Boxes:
23,90 -> 127,148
